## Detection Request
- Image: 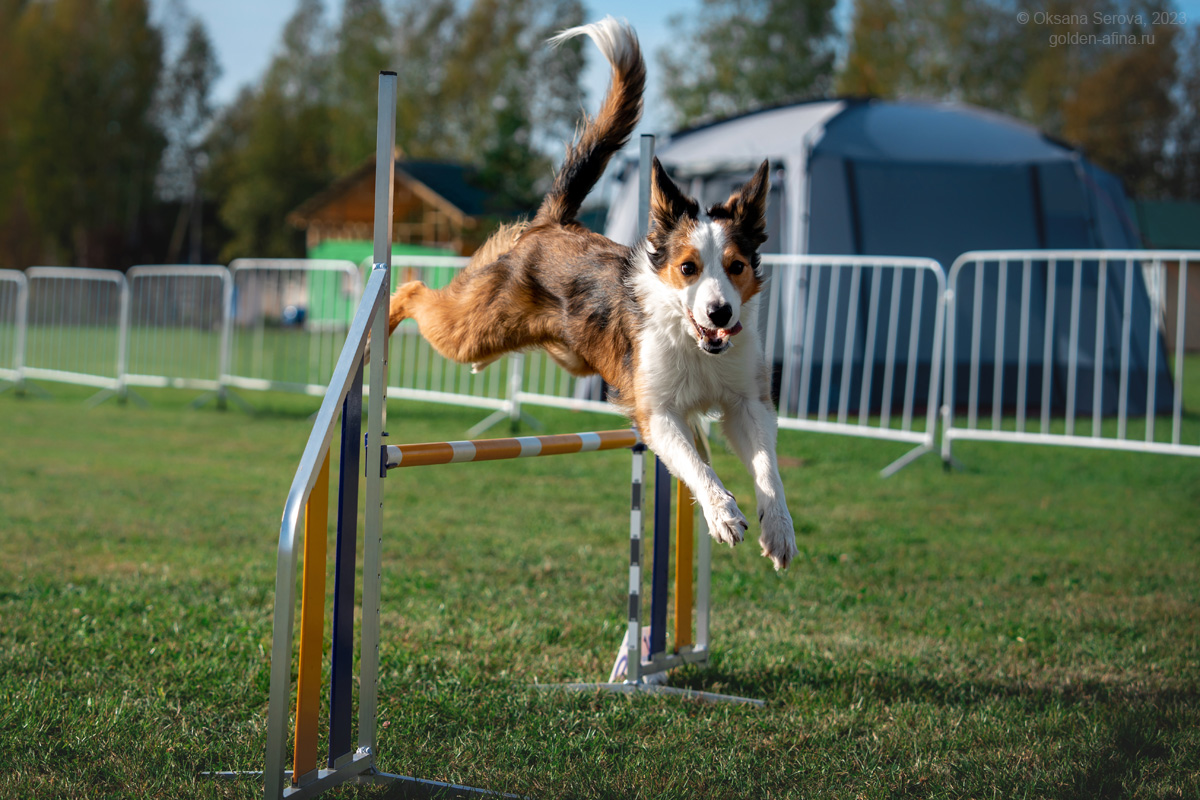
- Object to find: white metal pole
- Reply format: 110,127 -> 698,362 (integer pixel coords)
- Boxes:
1118,260 -> 1133,439
940,265 -> 958,465
902,269 -> 925,432
836,265 -> 860,424
992,261 -> 1008,431
218,267 -> 233,404
1092,260 -> 1108,437
264,531 -> 300,798
1172,261 -> 1188,445
1016,258 -> 1032,432
1145,258 -> 1162,442
1041,261 -> 1057,434
14,274 -> 27,383
627,444 -> 644,684
1065,257 -> 1082,436
968,262 -> 984,430
881,267 -> 902,429
923,266 -> 947,452
796,264 -> 821,421
693,424 -> 713,652
359,70 -> 397,759
624,134 -> 655,684
116,274 -> 130,400
818,265 -> 839,422
507,352 -> 523,427
858,264 -> 882,426
638,134 -> 653,245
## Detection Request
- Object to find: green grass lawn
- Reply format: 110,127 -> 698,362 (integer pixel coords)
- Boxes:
1,383 -> 1198,799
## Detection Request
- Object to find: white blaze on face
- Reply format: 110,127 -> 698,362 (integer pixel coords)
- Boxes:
686,219 -> 739,331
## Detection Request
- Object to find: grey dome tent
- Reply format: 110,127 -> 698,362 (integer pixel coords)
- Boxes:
605,99 -> 1172,416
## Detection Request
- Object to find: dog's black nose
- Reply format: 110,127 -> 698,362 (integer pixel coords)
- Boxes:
707,302 -> 733,329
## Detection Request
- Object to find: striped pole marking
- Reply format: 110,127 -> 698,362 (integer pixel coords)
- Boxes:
627,443 -> 646,684
384,429 -> 638,469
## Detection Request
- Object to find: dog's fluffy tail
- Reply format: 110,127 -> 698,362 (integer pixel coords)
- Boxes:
536,17 -> 644,227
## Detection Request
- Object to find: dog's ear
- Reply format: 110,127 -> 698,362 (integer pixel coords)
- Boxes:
717,160 -> 770,250
648,157 -> 698,245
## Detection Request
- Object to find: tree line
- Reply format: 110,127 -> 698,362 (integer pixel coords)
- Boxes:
1,0 -> 1198,272
662,0 -> 1200,201
0,0 -> 586,270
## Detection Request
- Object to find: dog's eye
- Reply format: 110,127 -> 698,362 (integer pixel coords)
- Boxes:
729,261 -> 746,275
680,262 -> 698,276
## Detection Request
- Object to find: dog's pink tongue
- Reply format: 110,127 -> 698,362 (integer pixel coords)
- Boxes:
721,321 -> 743,337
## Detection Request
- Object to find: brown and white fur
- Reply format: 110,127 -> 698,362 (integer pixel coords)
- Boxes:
382,18 -> 797,569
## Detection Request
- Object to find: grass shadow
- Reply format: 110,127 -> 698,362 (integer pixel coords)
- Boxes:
665,660 -> 1198,712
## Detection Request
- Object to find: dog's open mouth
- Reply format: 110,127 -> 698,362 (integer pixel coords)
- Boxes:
687,309 -> 742,355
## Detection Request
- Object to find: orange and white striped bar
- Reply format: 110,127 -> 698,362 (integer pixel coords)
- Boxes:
385,429 -> 639,469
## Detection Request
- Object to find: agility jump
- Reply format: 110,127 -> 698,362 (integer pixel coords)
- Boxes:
379,424 -> 759,697
211,65 -> 754,800
275,423 -> 729,795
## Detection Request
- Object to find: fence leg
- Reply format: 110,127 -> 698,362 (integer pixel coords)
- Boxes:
83,387 -> 124,409
879,443 -> 933,478
468,354 -> 541,436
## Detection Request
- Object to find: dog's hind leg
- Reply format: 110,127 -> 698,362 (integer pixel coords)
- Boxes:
363,281 -> 429,362
385,218 -> 529,346
386,280 -> 427,335
386,278 -> 532,368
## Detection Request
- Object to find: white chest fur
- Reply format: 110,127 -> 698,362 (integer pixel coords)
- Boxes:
635,296 -> 764,416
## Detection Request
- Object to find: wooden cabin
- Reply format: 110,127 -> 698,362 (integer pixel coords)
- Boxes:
1135,199 -> 1200,353
288,150 -> 495,256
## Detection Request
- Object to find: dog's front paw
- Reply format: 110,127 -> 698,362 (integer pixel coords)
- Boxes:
704,490 -> 748,547
758,505 -> 797,571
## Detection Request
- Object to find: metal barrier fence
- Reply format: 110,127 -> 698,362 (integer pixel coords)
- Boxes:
0,270 -> 27,388
225,259 -> 362,396
125,265 -> 231,394
942,250 -> 1199,462
762,255 -> 948,476
379,254 -> 949,472
23,267 -> 129,404
3,255 -> 951,477
11,250 -> 1195,471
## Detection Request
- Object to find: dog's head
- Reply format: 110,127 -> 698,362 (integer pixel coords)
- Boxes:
645,158 -> 769,355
